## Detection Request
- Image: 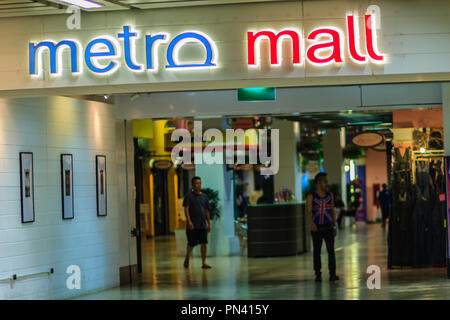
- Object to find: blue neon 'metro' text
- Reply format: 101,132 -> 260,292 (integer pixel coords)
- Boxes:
29,26 -> 218,76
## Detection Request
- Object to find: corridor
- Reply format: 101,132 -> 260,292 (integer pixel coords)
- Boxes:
77,224 -> 449,300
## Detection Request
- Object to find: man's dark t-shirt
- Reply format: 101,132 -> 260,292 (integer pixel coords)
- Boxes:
183,191 -> 210,230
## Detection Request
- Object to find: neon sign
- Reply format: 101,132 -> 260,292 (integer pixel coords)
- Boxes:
28,14 -> 386,78
29,25 -> 218,77
247,14 -> 385,67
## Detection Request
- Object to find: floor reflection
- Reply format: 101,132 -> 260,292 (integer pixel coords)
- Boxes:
76,224 -> 449,300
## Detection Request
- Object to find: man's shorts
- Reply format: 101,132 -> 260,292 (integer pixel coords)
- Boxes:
186,228 -> 208,247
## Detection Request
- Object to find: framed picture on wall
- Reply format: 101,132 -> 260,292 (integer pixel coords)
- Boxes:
20,152 -> 35,223
96,155 -> 107,217
61,154 -> 74,220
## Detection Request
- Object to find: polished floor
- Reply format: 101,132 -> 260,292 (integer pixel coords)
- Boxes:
77,223 -> 450,300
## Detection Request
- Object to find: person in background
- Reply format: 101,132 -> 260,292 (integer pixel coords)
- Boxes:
341,198 -> 358,228
249,185 -> 263,205
306,172 -> 339,282
244,182 -> 250,210
183,176 -> 212,269
378,183 -> 391,228
236,183 -> 248,222
334,193 -> 346,229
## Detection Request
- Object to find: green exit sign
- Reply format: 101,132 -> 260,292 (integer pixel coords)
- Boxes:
237,87 -> 276,101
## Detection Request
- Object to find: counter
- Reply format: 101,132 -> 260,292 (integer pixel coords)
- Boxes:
247,202 -> 310,257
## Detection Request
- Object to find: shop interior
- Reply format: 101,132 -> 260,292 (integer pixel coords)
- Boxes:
131,107 -> 447,276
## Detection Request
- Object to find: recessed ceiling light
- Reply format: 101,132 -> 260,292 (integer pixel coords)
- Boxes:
59,0 -> 102,9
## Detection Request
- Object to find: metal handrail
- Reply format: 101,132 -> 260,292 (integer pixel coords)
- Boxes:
0,268 -> 54,283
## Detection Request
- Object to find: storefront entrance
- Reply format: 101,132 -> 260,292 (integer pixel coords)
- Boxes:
1,0 -> 450,300
129,98 -> 448,279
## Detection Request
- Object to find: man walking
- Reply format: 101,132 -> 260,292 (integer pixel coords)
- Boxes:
306,172 -> 339,282
377,183 -> 391,228
183,176 -> 212,269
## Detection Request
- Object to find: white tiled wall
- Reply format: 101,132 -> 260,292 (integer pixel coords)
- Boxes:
0,96 -> 120,299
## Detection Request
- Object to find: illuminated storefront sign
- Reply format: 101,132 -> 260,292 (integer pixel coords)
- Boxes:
28,14 -> 385,77
29,26 -> 218,77
248,15 -> 385,67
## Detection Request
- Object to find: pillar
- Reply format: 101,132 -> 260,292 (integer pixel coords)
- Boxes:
322,128 -> 345,194
443,83 -> 450,155
272,119 -> 302,202
191,118 -> 240,256
117,119 -> 138,283
167,168 -> 178,233
442,83 -> 450,278
195,162 -> 240,256
340,128 -> 348,207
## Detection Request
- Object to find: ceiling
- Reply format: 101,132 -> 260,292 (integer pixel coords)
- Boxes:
279,111 -> 393,130
0,0 -> 289,18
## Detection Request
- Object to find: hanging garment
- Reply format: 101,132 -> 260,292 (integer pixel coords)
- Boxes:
394,147 -> 411,170
393,147 -> 413,185
429,160 -> 439,186
412,163 -> 433,267
428,130 -> 444,150
391,182 -> 413,267
390,147 -> 414,268
431,160 -> 447,266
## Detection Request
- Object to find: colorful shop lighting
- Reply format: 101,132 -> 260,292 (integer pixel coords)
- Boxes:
237,87 -> 276,101
349,160 -> 356,181
349,121 -> 383,126
59,0 -> 102,9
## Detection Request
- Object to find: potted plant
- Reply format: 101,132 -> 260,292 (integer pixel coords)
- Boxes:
298,137 -> 323,160
343,144 -> 365,159
201,187 -> 220,219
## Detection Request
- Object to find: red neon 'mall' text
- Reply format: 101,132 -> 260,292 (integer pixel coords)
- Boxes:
247,14 -> 385,67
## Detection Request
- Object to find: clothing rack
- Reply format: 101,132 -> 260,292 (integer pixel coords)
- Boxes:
411,150 -> 444,184
412,150 -> 444,157
389,148 -> 447,269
